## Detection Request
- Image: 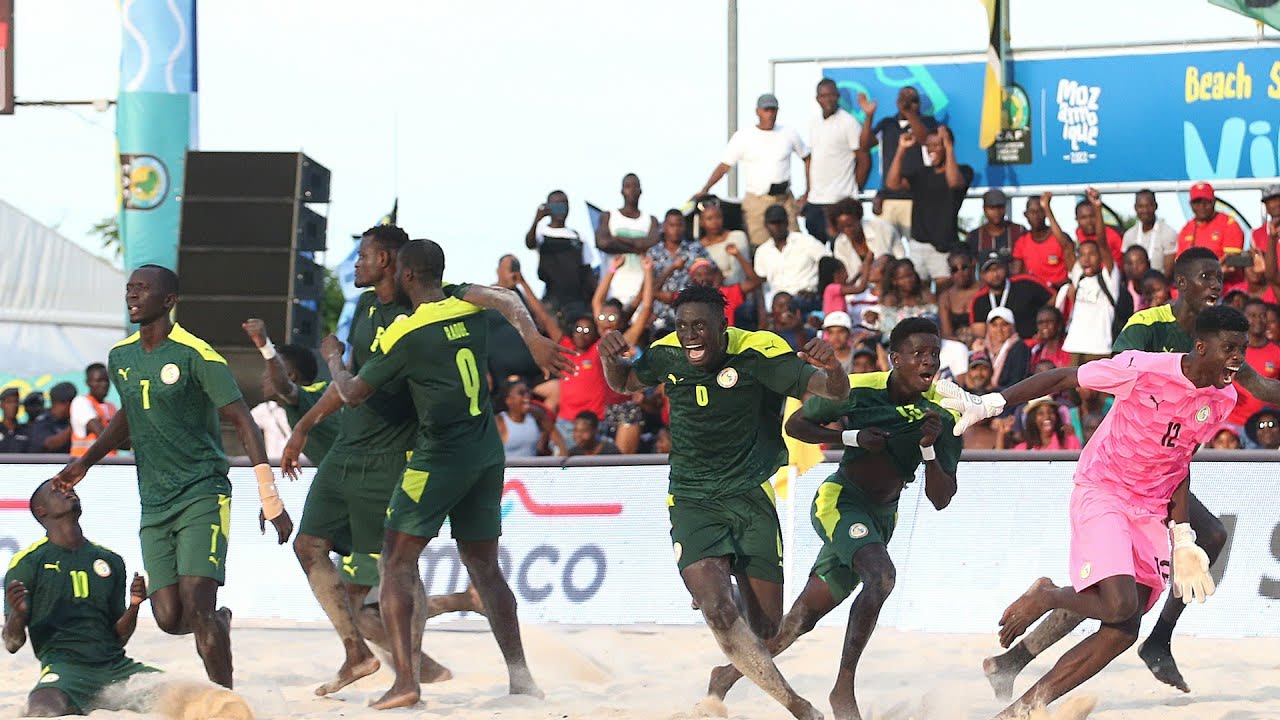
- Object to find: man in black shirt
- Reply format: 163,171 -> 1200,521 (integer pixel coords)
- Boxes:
27,383 -> 76,454
968,252 -> 1053,340
885,126 -> 973,291
857,86 -> 938,239
1,388 -> 31,453
965,189 -> 1026,260
524,190 -> 597,323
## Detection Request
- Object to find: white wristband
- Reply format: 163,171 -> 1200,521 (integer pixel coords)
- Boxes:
259,342 -> 277,360
919,444 -> 936,462
841,429 -> 861,448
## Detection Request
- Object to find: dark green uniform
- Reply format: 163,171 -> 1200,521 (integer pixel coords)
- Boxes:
360,286 -> 507,542
1112,304 -> 1193,353
800,373 -> 962,603
4,538 -> 157,712
109,325 -> 241,590
633,328 -> 817,582
282,380 -> 339,464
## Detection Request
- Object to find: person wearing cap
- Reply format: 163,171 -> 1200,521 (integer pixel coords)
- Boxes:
857,86 -> 939,239
1012,192 -> 1076,290
694,92 -> 810,247
22,392 -> 44,425
965,189 -> 1026,260
1,386 -> 32,453
1122,190 -> 1178,279
885,124 -> 974,289
753,203 -> 831,309
982,306 -> 1032,390
1257,184 -> 1280,254
26,382 -> 77,454
968,251 -> 1054,341
804,79 -> 870,245
1176,181 -> 1244,260
822,310 -> 856,373
1006,395 -> 1080,451
1245,406 -> 1280,450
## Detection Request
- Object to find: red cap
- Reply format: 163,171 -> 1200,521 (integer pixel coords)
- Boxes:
1189,181 -> 1215,202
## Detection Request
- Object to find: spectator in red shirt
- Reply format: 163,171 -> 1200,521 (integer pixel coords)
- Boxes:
1073,193 -> 1123,262
589,257 -> 655,452
1256,184 -> 1280,256
1226,298 -> 1280,427
689,250 -> 761,327
1012,192 -> 1075,289
1028,306 -> 1071,369
555,313 -> 632,452
1176,181 -> 1245,260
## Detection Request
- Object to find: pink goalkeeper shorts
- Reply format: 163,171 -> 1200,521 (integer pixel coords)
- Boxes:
1068,484 -> 1169,612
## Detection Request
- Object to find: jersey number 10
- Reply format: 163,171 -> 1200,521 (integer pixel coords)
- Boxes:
70,570 -> 90,598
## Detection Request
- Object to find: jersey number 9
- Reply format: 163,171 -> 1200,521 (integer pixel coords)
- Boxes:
456,348 -> 482,416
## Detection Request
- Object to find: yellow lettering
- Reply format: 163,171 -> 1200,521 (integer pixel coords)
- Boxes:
1239,62 -> 1252,98
1269,61 -> 1280,99
1185,62 -> 1253,102
1185,67 -> 1198,103
443,322 -> 470,341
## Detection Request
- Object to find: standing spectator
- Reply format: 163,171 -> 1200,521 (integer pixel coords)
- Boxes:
495,381 -> 565,458
885,127 -> 974,289
595,173 -> 659,306
648,210 -> 712,333
1122,189 -> 1178,278
1208,425 -> 1243,449
593,254 -> 655,453
21,392 -> 44,425
1255,184 -> 1280,262
805,79 -> 868,244
968,251 -> 1053,340
1012,193 -> 1075,289
1007,396 -> 1080,451
27,382 -> 76,454
69,363 -> 118,458
1225,298 -> 1280,428
1245,407 -> 1280,450
1176,181 -> 1245,260
1,387 -> 31,453
830,198 -> 895,283
857,86 -> 937,238
694,93 -> 810,247
1121,246 -> 1152,311
1057,239 -> 1122,364
525,189 -> 598,321
697,200 -> 752,287
1073,189 -> 1124,262
983,307 -> 1031,390
1028,306 -> 1071,369
878,259 -> 937,337
965,189 -> 1026,260
489,254 -> 563,413
937,249 -> 979,340
568,411 -> 621,456
752,203 -> 831,308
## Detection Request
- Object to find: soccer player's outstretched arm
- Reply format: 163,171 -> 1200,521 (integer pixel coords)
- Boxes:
281,384 -> 344,479
936,367 -> 1080,434
242,318 -> 297,404
52,409 -> 131,491
1234,362 -> 1280,405
798,337 -> 851,399
459,284 -> 576,380
320,335 -> 376,408
598,331 -> 648,394
115,572 -> 146,645
220,398 -> 293,544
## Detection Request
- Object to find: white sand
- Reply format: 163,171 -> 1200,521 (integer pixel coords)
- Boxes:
2,620 -> 1277,719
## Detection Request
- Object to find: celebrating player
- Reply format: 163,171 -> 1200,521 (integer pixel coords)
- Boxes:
939,304 -> 1247,719
242,318 -> 340,465
5,480 -> 157,716
705,317 -> 961,720
52,264 -> 292,689
599,284 -> 849,720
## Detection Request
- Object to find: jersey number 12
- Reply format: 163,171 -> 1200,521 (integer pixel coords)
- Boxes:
1160,421 -> 1181,448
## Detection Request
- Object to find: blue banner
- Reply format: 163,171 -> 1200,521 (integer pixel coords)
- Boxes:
825,45 -> 1280,189
117,0 -> 197,274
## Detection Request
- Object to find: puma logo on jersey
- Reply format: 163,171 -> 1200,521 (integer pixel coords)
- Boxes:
117,368 -> 130,381
1150,395 -> 1164,410
43,562 -> 61,572
342,563 -> 357,577
208,556 -> 220,568
667,374 -> 683,385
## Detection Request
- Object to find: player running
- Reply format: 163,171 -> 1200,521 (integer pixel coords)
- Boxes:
322,239 -> 572,710
5,480 -> 157,716
52,264 -> 292,689
939,304 -> 1246,719
599,284 -> 849,720
705,317 -> 961,720
241,318 -> 340,465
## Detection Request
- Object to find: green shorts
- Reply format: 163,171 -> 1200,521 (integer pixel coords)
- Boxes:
139,494 -> 230,592
32,658 -> 159,713
385,459 -> 504,542
300,449 -> 406,585
668,481 -> 783,584
809,475 -> 898,604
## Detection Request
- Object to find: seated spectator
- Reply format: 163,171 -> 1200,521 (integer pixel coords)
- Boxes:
1057,239 -> 1123,364
960,350 -> 1001,448
1012,193 -> 1075,289
936,333 -> 970,383
1068,385 -> 1112,445
69,363 -> 118,458
769,292 -> 816,350
525,189 -> 598,321
937,249 -> 979,340
653,427 -> 673,454
1208,424 -> 1243,449
969,251 -> 1053,340
1006,396 -> 1081,450
595,173 -> 660,306
648,209 -> 712,333
966,189 -> 1026,260
830,198 -> 894,282
822,311 -> 855,373
27,382 -> 76,454
1245,406 -> 1280,450
753,203 -> 830,309
1227,249 -> 1280,303
851,347 -> 878,373
878,259 -> 937,337
590,261 -> 654,454
1029,306 -> 1071,369
496,381 -> 565,458
818,257 -> 861,315
1268,302 -> 1280,344
1177,181 -> 1244,261
984,307 -> 1031,390
691,248 -> 761,328
1074,188 -> 1123,262
569,411 -> 621,456
884,126 -> 973,290
1121,246 -> 1152,310
1224,290 -> 1249,312
1123,189 -> 1178,278
1225,298 -> 1280,428
1,387 -> 31,453
846,255 -> 889,323
1141,270 -> 1172,310
22,391 -> 44,425
697,200 -> 751,287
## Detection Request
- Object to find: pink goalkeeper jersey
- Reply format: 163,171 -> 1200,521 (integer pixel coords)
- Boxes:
1075,351 -> 1236,513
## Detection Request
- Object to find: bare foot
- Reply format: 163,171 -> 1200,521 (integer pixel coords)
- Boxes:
791,696 -> 824,720
315,655 -> 380,696
368,683 -> 420,711
707,663 -> 741,700
419,654 -> 453,684
464,584 -> 486,616
999,578 -> 1056,648
692,695 -> 729,718
983,645 -> 1031,701
1138,639 -> 1189,692
216,606 -> 233,630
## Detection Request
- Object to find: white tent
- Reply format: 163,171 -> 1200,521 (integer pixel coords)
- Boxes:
0,199 -> 126,377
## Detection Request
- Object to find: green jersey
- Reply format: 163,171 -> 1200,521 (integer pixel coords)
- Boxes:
4,538 -> 128,666
358,285 -> 503,470
800,372 -> 962,483
634,328 -> 817,499
1112,304 -> 1193,353
333,290 -> 416,454
283,380 -> 339,463
108,325 -> 239,512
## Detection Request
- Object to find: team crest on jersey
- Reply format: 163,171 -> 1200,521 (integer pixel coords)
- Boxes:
40,673 -> 60,684
394,314 -> 409,324
93,559 -> 111,578
673,542 -> 683,562
717,368 -> 738,388
849,523 -> 868,539
160,363 -> 181,385
1080,562 -> 1092,579
1196,406 -> 1210,423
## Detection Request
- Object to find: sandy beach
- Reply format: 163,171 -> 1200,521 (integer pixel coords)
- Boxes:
3,619 -> 1277,720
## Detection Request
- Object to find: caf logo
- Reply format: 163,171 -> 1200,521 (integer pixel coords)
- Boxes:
119,154 -> 170,211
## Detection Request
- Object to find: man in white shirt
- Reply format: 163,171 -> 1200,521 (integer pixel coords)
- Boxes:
694,93 -> 810,248
830,198 -> 901,284
804,79 -> 869,245
754,204 -> 831,310
68,363 -> 118,458
1122,189 -> 1178,278
594,173 -> 659,306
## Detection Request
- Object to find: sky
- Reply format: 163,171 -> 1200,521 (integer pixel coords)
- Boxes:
0,0 -> 1273,293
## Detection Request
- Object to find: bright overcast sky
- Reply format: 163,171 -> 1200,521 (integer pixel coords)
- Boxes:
0,0 -> 1269,290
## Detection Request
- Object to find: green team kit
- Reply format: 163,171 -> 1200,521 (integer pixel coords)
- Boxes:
300,289 -> 417,586
283,380 -> 339,464
108,325 -> 242,591
1112,304 -> 1193,353
4,539 -> 157,712
633,328 -> 818,583
799,373 -> 961,603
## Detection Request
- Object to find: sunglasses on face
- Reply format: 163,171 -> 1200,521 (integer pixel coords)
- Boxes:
598,313 -> 619,323
574,326 -> 595,334
1258,420 -> 1278,430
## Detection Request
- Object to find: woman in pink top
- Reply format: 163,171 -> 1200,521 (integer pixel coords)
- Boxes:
1006,396 -> 1080,450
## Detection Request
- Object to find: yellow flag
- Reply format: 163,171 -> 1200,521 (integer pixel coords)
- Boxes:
979,0 -> 1004,149
772,396 -> 825,500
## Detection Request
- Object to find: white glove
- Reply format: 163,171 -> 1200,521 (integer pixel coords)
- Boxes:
1169,522 -> 1214,604
933,378 -> 1007,435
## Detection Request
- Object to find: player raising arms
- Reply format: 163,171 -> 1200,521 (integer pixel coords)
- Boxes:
52,264 -> 293,689
599,284 -> 849,720
706,317 -> 961,720
321,239 -> 573,710
938,304 -> 1247,719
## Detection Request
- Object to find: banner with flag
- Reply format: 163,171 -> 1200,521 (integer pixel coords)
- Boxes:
978,0 -> 1004,149
333,201 -> 399,351
1209,0 -> 1280,30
